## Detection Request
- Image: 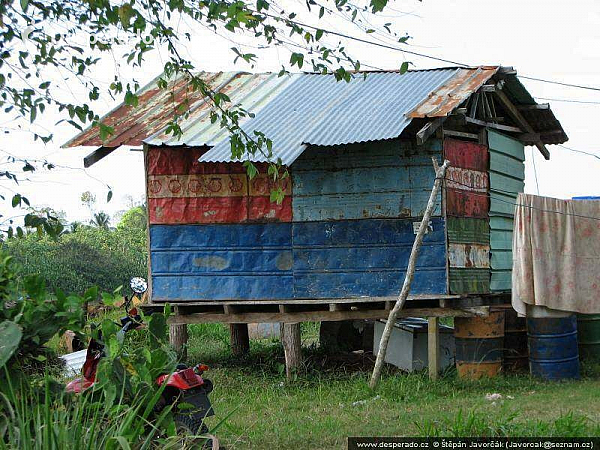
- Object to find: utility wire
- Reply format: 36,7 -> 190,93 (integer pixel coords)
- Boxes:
558,144 -> 600,161
268,13 -> 600,92
535,97 -> 600,105
520,76 -> 600,92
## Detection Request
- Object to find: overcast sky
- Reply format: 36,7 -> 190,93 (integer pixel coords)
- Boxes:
2,0 -> 599,225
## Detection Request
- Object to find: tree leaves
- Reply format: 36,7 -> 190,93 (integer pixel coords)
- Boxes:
0,321 -> 22,368
400,61 -> 410,75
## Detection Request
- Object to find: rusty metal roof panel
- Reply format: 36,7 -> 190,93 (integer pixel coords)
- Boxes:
145,72 -> 302,147
200,68 -> 459,165
407,67 -> 499,118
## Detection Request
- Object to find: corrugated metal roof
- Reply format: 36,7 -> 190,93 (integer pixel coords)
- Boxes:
407,67 -> 498,118
145,72 -> 302,147
201,69 -> 458,165
63,71 -> 291,148
64,66 -> 568,158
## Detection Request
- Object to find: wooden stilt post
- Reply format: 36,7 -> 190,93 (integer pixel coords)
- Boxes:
428,317 -> 440,381
169,324 -> 188,361
369,157 -> 450,390
282,322 -> 302,381
229,323 -> 250,356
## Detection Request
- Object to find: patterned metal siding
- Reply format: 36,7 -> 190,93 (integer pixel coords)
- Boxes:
150,218 -> 447,301
444,139 -> 491,294
292,139 -> 442,221
488,130 -> 525,292
147,147 -> 292,224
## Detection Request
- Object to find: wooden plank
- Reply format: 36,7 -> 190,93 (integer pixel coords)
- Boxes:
443,130 -> 480,140
282,323 -> 302,380
494,89 -> 550,160
83,146 -> 115,168
428,317 -> 440,381
464,116 -> 523,133
167,307 -> 490,324
148,294 -> 462,306
517,103 -> 550,111
488,129 -> 526,161
417,118 -> 446,145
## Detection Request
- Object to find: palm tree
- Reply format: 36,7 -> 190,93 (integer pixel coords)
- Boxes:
91,212 -> 111,229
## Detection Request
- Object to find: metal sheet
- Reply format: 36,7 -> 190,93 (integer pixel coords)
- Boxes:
408,67 -> 498,118
200,69 -> 457,164
446,167 -> 488,192
149,218 -> 447,301
65,69 -> 568,153
446,188 -> 489,218
448,243 -> 490,268
443,139 -> 488,171
446,217 -> 490,245
488,130 -> 525,292
150,223 -> 294,301
292,140 -> 442,221
147,147 -> 292,224
292,217 -> 448,297
449,268 -> 490,294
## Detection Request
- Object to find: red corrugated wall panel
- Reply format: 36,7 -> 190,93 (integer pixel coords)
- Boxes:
444,139 -> 488,172
444,139 -> 489,218
146,146 -> 292,224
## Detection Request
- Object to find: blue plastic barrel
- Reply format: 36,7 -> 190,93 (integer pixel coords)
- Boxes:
527,315 -> 580,380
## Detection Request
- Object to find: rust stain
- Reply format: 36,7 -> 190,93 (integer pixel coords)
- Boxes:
454,312 -> 505,339
407,67 -> 499,118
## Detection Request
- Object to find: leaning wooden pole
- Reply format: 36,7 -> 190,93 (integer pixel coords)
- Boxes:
369,157 -> 450,390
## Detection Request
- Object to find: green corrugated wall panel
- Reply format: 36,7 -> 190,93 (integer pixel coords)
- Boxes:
490,216 -> 514,231
490,271 -> 512,292
488,130 -> 524,293
490,191 -> 517,217
489,172 -> 525,194
490,217 -> 514,250
447,217 -> 490,245
449,268 -> 490,294
488,129 -> 525,160
491,251 -> 512,269
490,152 -> 525,181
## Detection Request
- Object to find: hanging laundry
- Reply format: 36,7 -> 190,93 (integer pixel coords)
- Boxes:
512,193 -> 600,315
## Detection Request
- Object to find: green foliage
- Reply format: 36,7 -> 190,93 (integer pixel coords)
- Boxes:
117,206 -> 147,232
3,226 -> 147,295
0,255 -> 89,373
0,304 -> 215,449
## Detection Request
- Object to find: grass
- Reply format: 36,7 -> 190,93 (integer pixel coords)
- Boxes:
182,322 -> 600,449
51,316 -> 600,448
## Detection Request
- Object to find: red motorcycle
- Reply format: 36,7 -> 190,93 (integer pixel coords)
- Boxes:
66,277 -> 214,438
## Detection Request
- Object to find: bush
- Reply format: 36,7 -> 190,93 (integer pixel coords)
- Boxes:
2,227 -> 147,295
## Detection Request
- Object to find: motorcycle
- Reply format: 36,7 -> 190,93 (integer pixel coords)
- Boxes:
65,277 -> 215,441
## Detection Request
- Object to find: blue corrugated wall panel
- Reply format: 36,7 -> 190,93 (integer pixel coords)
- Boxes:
150,223 -> 294,300
293,217 -> 447,297
292,140 -> 442,221
150,217 -> 448,301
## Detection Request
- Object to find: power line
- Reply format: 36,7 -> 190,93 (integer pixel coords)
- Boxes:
267,12 -> 600,92
520,76 -> 600,92
558,144 -> 600,161
535,97 -> 600,105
